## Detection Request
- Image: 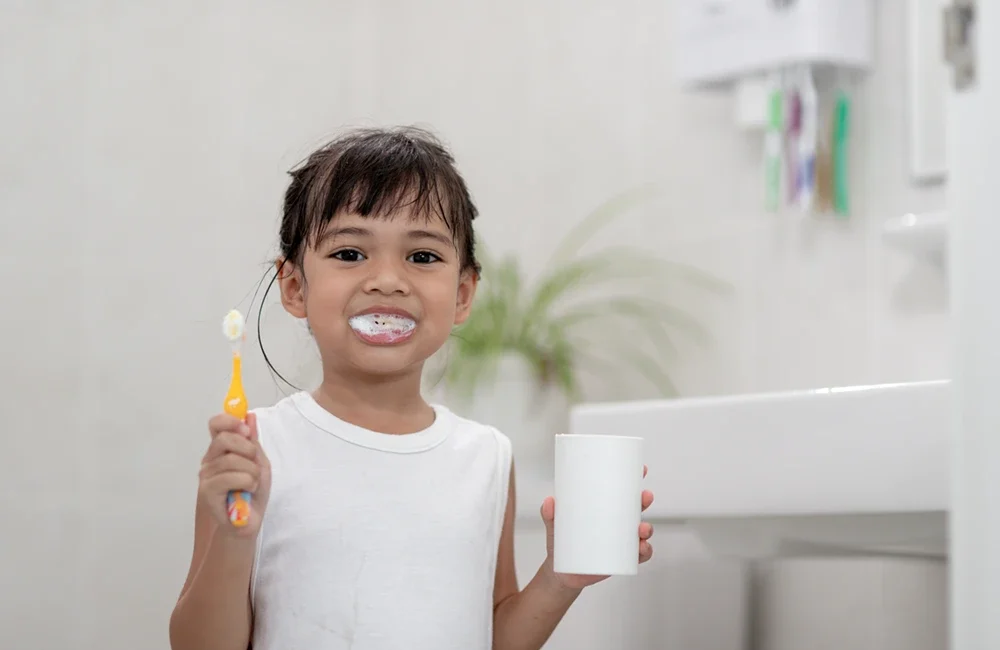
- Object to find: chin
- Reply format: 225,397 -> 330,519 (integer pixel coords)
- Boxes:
318,331 -> 446,379
348,347 -> 429,378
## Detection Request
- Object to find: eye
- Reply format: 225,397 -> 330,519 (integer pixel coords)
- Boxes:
330,249 -> 365,263
408,251 -> 442,265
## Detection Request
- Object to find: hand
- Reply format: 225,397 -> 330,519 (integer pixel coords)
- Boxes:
198,412 -> 271,538
541,465 -> 655,591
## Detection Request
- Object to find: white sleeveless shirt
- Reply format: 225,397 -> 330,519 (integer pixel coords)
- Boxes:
249,392 -> 512,650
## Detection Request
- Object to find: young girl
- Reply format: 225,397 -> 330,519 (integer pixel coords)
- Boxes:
169,126 -> 655,650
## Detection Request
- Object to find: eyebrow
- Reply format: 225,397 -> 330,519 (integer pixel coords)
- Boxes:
316,227 -> 369,247
316,226 -> 454,248
407,229 -> 455,247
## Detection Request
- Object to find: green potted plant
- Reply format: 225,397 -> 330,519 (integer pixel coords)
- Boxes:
424,186 -> 731,471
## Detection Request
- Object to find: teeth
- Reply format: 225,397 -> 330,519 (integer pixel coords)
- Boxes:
349,313 -> 416,336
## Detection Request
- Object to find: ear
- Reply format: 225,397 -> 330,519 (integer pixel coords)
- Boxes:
275,258 -> 307,319
453,269 -> 479,325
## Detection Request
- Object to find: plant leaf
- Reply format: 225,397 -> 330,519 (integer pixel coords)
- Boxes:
547,185 -> 661,265
554,295 -> 711,346
574,345 -> 680,398
438,190 -> 731,404
523,248 -> 726,335
552,299 -> 681,363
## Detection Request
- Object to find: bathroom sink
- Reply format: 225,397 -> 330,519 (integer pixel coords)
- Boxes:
569,381 -> 951,558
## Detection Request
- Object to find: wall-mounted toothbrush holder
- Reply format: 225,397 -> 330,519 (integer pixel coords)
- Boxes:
674,0 -> 874,89
882,211 -> 948,267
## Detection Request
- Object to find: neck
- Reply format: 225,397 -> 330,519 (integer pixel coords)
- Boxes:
313,364 -> 434,434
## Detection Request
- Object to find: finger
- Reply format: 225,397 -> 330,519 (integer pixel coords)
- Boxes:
208,413 -> 249,438
639,541 -> 653,563
641,490 -> 654,511
245,413 -> 273,471
639,522 -> 654,540
247,412 -> 259,443
201,454 -> 262,482
204,432 -> 258,463
539,496 -> 555,524
202,471 -> 259,495
643,464 -> 648,479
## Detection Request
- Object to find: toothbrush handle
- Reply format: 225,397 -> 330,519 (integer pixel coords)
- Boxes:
833,93 -> 851,217
223,390 -> 251,528
227,490 -> 252,527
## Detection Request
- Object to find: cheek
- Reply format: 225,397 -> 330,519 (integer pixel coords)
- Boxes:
421,279 -> 462,314
300,271 -> 353,315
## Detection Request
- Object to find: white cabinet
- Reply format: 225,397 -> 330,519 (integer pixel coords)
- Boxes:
674,0 -> 875,87
756,558 -> 947,650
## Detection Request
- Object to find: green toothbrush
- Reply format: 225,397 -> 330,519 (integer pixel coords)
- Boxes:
832,91 -> 851,218
765,84 -> 784,212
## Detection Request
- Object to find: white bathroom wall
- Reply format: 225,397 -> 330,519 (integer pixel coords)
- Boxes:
0,1 -> 947,649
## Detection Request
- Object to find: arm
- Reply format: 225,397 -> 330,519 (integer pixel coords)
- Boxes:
168,499 -> 255,650
492,464 -> 583,650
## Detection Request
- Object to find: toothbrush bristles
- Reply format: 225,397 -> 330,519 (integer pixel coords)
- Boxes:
222,309 -> 246,342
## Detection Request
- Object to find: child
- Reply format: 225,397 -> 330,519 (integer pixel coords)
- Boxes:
169,126 -> 655,650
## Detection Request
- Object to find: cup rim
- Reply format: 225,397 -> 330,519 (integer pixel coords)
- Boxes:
555,433 -> 643,441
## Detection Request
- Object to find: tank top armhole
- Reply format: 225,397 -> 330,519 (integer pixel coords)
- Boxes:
248,409 -> 274,612
490,427 -> 513,543
250,512 -> 266,611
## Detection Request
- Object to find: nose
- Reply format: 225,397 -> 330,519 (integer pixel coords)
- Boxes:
362,256 -> 411,296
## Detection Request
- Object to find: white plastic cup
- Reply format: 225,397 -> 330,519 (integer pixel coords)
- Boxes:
553,433 -> 644,576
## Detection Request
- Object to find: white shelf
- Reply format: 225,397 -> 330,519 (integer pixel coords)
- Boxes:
882,211 -> 948,264
569,380 -> 951,558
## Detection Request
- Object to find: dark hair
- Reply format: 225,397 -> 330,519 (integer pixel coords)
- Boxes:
257,126 -> 479,387
279,125 -> 480,275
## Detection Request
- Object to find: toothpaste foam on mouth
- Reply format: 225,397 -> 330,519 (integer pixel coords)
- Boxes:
349,313 -> 416,339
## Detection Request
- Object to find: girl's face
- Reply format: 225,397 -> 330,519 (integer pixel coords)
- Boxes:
276,209 -> 477,379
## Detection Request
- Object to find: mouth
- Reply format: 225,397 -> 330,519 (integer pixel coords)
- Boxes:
348,311 -> 417,345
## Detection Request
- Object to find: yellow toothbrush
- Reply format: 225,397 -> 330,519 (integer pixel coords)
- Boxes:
222,309 -> 252,528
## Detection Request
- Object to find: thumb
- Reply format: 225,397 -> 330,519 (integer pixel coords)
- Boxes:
247,413 -> 270,471
540,496 -> 555,548
246,412 -> 258,442
540,496 -> 555,524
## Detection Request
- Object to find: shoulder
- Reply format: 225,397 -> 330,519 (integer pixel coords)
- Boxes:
250,392 -> 307,434
434,406 -> 513,483
436,405 -> 512,452
436,407 -> 515,512
248,392 -> 313,464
